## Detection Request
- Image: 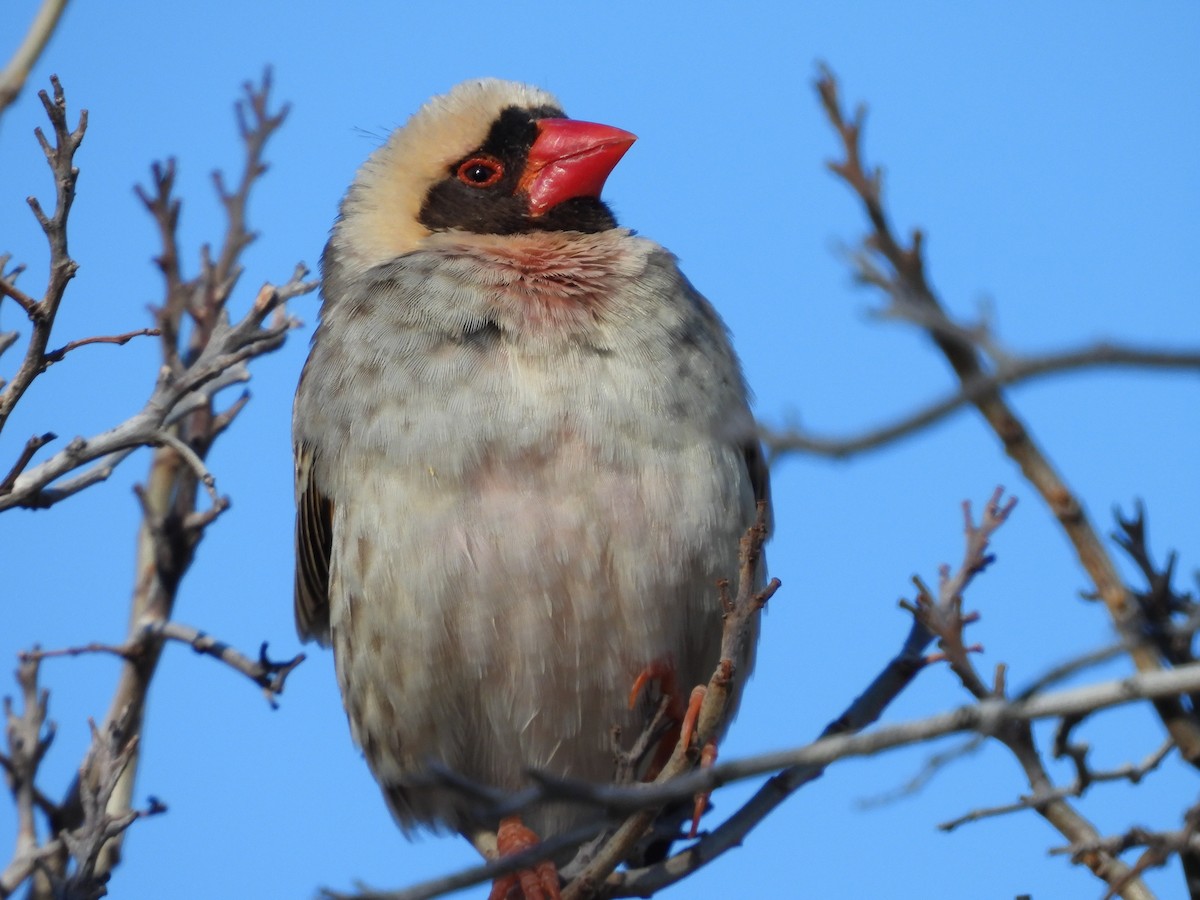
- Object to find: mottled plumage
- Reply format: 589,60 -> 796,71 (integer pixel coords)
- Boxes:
294,79 -> 767,848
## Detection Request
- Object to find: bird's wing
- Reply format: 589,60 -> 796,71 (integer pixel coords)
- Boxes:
294,442 -> 333,645
743,438 -> 771,515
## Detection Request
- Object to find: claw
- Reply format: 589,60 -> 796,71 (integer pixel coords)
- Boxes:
630,665 -> 719,837
487,816 -> 561,900
629,657 -> 688,779
629,656 -> 682,717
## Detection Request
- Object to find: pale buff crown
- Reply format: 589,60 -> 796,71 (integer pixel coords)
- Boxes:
330,79 -> 563,276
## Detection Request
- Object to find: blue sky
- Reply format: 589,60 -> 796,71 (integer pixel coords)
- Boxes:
2,3 -> 1198,898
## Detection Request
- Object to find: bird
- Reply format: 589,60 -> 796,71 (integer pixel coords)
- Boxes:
292,78 -> 769,899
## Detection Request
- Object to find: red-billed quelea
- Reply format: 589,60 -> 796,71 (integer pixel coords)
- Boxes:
293,79 -> 768,898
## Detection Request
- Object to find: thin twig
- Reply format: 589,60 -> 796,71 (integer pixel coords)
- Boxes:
0,76 -> 85,436
0,658 -> 56,899
860,640 -> 1128,808
1049,799 -> 1200,900
765,342 -> 1200,460
43,328 -> 159,366
0,0 -> 69,122
148,430 -> 222,509
319,824 -> 605,900
0,272 -> 310,511
576,664 -> 1200,824
54,721 -> 166,899
939,739 -> 1176,831
0,432 -> 56,495
21,623 -> 304,709
0,330 -> 20,361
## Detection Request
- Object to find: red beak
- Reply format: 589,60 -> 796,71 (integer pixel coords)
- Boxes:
520,118 -> 637,216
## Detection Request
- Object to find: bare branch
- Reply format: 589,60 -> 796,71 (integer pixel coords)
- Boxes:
319,824 -> 604,900
55,722 -> 165,900
0,76 -> 85,436
42,328 -> 159,367
2,711 -> 168,900
1050,800 -> 1200,900
3,72 -> 312,898
765,341 -> 1200,460
0,331 -> 19,363
862,640 -> 1129,809
0,269 -> 311,511
1113,504 -> 1199,691
540,663 -> 1200,826
210,71 -> 290,298
32,72 -> 312,893
939,739 -> 1176,832
814,62 -> 1200,766
0,0 -> 69,123
148,430 -> 224,512
23,624 -> 304,709
0,432 -> 56,495
0,658 -> 56,899
0,277 -> 38,319
5,361 -> 254,508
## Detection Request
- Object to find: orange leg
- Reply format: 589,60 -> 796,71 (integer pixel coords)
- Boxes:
487,816 -> 561,900
678,684 -> 706,750
630,657 -> 688,779
630,664 -> 718,838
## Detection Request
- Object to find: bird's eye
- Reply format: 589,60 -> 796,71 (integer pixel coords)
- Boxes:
456,156 -> 504,188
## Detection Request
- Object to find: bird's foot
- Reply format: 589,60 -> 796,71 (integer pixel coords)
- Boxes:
487,816 -> 561,900
630,664 -> 716,835
678,683 -> 705,749
628,656 -> 685,720
629,656 -> 689,779
677,683 -> 716,837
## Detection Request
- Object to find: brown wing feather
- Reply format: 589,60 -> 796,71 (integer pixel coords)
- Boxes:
743,438 -> 771,522
294,444 -> 333,645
